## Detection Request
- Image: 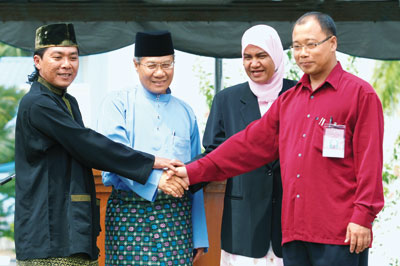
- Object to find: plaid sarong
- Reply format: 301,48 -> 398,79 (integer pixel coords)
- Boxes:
105,189 -> 193,266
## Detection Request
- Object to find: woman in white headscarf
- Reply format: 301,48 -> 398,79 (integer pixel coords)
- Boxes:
200,25 -> 297,266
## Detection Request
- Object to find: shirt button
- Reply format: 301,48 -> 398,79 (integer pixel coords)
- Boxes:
157,127 -> 159,131
302,134 -> 306,138
298,153 -> 302,157
297,174 -> 300,178
310,95 -> 314,99
315,117 -> 319,120
157,115 -> 160,119
307,114 -> 310,118
296,194 -> 300,198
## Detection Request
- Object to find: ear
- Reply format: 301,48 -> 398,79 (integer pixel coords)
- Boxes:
330,36 -> 338,52
133,59 -> 139,72
33,54 -> 42,70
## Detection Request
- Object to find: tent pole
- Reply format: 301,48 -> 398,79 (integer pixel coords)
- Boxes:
215,58 -> 223,95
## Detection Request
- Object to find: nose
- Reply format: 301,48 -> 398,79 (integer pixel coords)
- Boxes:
61,58 -> 72,68
153,65 -> 166,76
298,46 -> 309,57
250,58 -> 261,67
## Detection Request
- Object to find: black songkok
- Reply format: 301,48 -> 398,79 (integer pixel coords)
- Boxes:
35,23 -> 78,51
135,31 -> 174,57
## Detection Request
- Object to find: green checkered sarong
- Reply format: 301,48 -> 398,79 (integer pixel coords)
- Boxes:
105,189 -> 193,266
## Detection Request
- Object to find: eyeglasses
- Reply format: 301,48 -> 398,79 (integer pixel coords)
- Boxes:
290,36 -> 333,52
139,61 -> 174,70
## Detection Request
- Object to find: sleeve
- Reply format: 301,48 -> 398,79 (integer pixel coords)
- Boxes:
350,91 -> 384,228
29,95 -> 154,184
189,117 -> 209,249
187,99 -> 281,185
97,92 -> 160,201
202,92 -> 226,155
121,170 -> 162,202
190,189 -> 209,250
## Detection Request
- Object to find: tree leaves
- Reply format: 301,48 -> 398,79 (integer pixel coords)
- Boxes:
372,61 -> 400,115
0,43 -> 31,57
0,86 -> 25,164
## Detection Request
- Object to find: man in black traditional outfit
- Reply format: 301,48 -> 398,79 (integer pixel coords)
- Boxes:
14,23 -> 184,266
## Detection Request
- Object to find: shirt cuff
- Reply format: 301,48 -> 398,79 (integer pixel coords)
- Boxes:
130,170 -> 162,202
350,206 -> 376,229
187,161 -> 208,185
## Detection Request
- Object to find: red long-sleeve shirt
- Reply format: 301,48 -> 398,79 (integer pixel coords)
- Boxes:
187,62 -> 384,245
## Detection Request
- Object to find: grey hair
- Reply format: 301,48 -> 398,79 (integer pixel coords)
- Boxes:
134,57 -> 142,63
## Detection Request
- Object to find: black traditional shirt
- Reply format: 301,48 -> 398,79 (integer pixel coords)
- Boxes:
15,80 -> 154,260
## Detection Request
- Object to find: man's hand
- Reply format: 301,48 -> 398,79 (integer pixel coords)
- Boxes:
173,166 -> 190,186
158,171 -> 188,197
153,157 -> 183,171
345,222 -> 371,254
193,248 -> 205,264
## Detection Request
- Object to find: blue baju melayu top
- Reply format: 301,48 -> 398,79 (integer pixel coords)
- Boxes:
97,84 -> 209,249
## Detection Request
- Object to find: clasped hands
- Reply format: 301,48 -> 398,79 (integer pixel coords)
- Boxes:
154,157 -> 189,197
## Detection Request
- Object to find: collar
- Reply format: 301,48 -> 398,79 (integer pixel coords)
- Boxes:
38,76 -> 67,96
296,61 -> 344,92
139,84 -> 171,102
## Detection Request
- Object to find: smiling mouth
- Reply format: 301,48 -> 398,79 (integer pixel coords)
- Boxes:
58,73 -> 72,78
251,70 -> 265,76
152,80 -> 167,85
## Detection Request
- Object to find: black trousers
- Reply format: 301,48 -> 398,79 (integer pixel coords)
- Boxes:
283,241 -> 369,266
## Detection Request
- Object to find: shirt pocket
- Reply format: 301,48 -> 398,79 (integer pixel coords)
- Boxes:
70,194 -> 93,235
312,124 -> 324,153
171,135 -> 191,162
312,122 -> 352,158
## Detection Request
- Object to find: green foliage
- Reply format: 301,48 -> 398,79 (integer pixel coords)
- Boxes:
0,42 -> 29,241
344,55 -> 359,76
372,61 -> 400,115
193,58 -> 231,110
0,86 -> 25,164
285,50 -> 302,81
344,57 -> 400,190
0,85 -> 21,240
0,42 -> 31,57
370,60 -> 400,189
0,84 -> 22,240
389,258 -> 399,266
194,63 -> 215,110
382,134 -> 400,186
0,179 -> 15,239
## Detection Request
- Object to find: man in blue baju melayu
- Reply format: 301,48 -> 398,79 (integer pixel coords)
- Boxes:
97,31 -> 209,266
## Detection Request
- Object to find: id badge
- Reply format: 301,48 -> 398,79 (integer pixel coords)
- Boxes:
322,124 -> 345,158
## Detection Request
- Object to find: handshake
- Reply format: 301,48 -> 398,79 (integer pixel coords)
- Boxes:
154,157 -> 190,198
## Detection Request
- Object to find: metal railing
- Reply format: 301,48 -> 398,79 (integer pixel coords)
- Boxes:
0,173 -> 15,186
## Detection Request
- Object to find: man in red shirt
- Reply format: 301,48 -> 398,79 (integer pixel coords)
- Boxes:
175,12 -> 384,266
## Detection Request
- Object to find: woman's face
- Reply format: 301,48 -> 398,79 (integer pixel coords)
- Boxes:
243,44 -> 275,84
